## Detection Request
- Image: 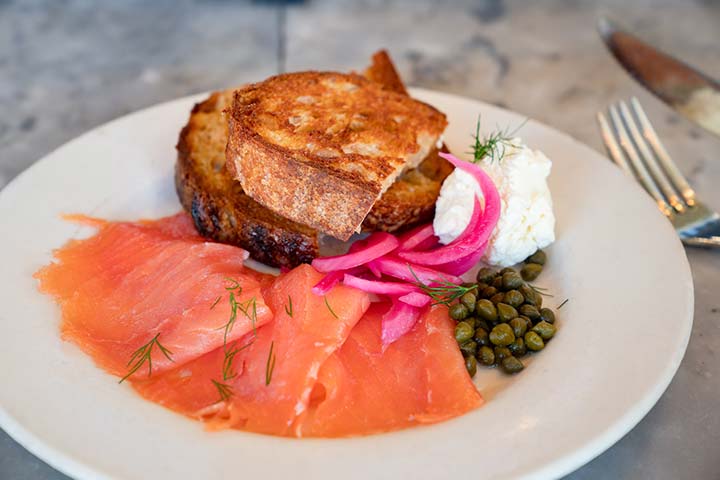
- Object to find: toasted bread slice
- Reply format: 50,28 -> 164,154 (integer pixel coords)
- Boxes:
176,51 -> 452,267
363,50 -> 409,95
226,71 -> 447,240
362,144 -> 452,231
176,90 -> 319,267
361,50 -> 453,231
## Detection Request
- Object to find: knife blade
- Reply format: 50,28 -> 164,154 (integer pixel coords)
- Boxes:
598,16 -> 720,138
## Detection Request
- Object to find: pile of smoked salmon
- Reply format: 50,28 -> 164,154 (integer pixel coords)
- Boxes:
35,213 -> 482,437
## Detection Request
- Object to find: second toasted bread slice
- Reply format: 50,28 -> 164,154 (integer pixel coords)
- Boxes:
226,71 -> 447,240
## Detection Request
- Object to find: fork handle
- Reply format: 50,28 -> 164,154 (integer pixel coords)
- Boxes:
682,236 -> 720,248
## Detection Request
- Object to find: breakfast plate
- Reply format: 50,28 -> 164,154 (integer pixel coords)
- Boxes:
0,88 -> 693,479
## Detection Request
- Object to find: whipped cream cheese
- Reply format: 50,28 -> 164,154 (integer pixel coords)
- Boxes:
433,139 -> 555,267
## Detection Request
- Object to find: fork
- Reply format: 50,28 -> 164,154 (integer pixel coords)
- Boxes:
597,97 -> 720,247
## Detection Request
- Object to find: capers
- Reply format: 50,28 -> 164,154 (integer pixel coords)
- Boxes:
476,267 -> 496,284
532,321 -> 556,340
460,340 -> 478,357
501,356 -> 524,374
519,284 -> 537,305
475,299 -> 497,322
519,304 -> 540,320
474,327 -> 490,346
449,303 -> 469,320
527,287 -> 542,305
502,271 -> 524,290
476,319 -> 491,333
525,249 -> 546,265
455,321 -> 474,343
460,292 -> 477,311
462,283 -> 479,297
539,308 -> 556,324
504,289 -> 524,308
465,355 -> 478,377
481,286 -> 498,299
489,293 -> 505,305
524,331 -> 545,351
497,303 -> 518,323
494,346 -> 512,362
489,323 -> 515,347
509,317 -> 528,338
508,337 -> 527,357
521,263 -> 543,281
453,250 -> 559,377
521,315 -> 533,331
477,345 -> 495,366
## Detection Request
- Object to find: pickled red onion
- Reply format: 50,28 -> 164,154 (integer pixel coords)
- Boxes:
311,266 -> 366,295
368,256 -> 463,285
398,291 -> 432,307
311,271 -> 345,296
397,153 -> 500,274
381,299 -> 422,346
397,224 -> 438,251
312,232 -> 399,272
367,261 -> 382,278
342,274 -> 419,296
434,240 -> 489,276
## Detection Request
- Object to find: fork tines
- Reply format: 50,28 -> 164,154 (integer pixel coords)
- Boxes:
597,97 -> 696,217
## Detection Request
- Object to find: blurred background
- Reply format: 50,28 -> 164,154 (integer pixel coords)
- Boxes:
2,1 -> 719,479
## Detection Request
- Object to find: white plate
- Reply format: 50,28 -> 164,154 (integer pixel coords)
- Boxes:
0,89 -> 693,480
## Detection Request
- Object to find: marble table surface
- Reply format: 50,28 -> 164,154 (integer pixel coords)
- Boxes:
2,0 -> 719,478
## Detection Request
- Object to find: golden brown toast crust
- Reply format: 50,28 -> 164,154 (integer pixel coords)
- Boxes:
176,51 -> 452,267
176,91 -> 319,267
363,50 -> 409,95
226,71 -> 447,240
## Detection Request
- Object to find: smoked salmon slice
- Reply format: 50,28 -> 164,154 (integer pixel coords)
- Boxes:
133,264 -> 371,435
35,213 -> 273,379
297,303 -> 483,437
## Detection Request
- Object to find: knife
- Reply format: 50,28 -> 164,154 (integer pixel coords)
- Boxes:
597,16 -> 720,138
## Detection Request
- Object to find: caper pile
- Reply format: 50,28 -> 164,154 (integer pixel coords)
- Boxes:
520,249 -> 547,281
452,249 -> 557,376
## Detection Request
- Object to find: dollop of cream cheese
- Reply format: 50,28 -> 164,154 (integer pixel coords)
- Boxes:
433,138 -> 555,267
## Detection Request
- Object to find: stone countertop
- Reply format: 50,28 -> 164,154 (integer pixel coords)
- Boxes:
1,0 -> 719,478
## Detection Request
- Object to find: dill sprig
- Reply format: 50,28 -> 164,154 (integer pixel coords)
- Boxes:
222,340 -> 253,381
529,284 -> 554,298
324,296 -> 339,319
224,277 -> 241,291
416,279 -> 478,306
238,296 -> 258,336
409,267 -> 477,307
212,379 -> 233,403
222,288 -> 241,346
265,341 -> 277,386
284,296 -> 293,318
210,295 -> 221,310
119,333 -> 173,383
469,115 -> 527,163
218,284 -> 258,347
215,279 -> 260,393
